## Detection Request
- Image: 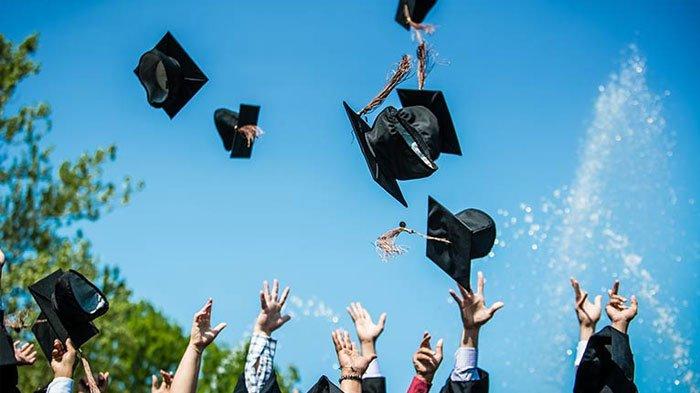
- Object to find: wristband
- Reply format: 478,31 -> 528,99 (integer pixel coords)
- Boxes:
339,374 -> 362,384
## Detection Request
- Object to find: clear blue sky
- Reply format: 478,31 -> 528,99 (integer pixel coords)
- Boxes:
1,1 -> 699,392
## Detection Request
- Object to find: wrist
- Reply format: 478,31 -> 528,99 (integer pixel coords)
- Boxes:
253,326 -> 271,337
416,373 -> 434,384
579,324 -> 595,341
461,328 -> 479,348
188,342 -> 205,355
360,340 -> 377,356
54,369 -> 73,379
611,320 -> 629,334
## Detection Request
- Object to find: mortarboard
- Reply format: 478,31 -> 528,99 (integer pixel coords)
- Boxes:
397,89 -> 461,155
29,269 -> 109,361
135,32 -> 208,119
214,104 -> 262,159
395,0 -> 438,30
343,102 -> 407,207
345,54 -> 455,207
306,376 -> 343,393
426,196 -> 496,288
343,102 -> 444,207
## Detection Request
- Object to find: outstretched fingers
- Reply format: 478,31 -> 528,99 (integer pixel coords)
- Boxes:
477,271 -> 485,296
570,277 -> 582,300
489,301 -> 505,316
279,286 -> 291,307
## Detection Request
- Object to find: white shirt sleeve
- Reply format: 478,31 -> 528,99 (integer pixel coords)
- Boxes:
574,340 -> 588,368
450,347 -> 480,382
363,358 -> 382,379
46,377 -> 74,393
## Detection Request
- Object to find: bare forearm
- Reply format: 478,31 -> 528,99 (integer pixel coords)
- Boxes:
361,340 -> 376,357
461,329 -> 478,349
612,320 -> 629,334
579,324 -> 595,341
170,345 -> 202,393
340,379 -> 362,393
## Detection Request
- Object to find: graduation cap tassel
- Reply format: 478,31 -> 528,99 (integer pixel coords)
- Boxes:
359,55 -> 413,116
236,125 -> 264,148
79,351 -> 101,393
403,4 -> 436,36
375,222 -> 450,261
417,41 -> 427,90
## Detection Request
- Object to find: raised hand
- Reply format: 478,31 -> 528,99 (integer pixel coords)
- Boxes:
151,370 -> 174,393
254,279 -> 291,336
189,298 -> 227,352
606,280 -> 638,334
331,329 -> 377,377
570,278 -> 602,340
78,372 -> 110,393
449,271 -> 504,332
50,338 -> 77,379
14,341 -> 37,366
412,332 -> 444,384
347,302 -> 386,357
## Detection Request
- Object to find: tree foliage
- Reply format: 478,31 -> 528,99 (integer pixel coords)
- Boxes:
0,34 -> 298,392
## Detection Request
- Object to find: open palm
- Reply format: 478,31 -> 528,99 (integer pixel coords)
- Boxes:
255,279 -> 291,335
189,298 -> 227,350
347,302 -> 386,343
332,329 -> 376,375
449,272 -> 504,330
606,280 -> 638,324
570,278 -> 602,327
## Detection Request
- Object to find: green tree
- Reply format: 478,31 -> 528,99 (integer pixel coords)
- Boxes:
0,34 -> 298,392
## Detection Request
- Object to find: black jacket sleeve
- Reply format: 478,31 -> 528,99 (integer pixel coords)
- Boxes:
574,326 -> 637,393
362,376 -> 386,393
234,370 -> 283,393
438,368 -> 489,393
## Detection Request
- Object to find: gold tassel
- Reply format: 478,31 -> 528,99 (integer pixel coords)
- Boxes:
375,222 -> 450,261
236,125 -> 264,148
359,55 -> 413,116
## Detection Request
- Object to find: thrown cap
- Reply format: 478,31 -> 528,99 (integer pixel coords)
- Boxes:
214,104 -> 261,159
29,269 -> 109,362
426,196 -> 496,288
135,32 -> 208,119
343,102 -> 443,207
395,0 -> 438,30
397,89 -> 461,155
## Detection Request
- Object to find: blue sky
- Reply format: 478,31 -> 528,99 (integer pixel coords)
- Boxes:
1,1 -> 699,392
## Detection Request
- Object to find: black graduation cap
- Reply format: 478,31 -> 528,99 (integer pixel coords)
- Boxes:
343,102 -> 407,207
395,0 -> 437,30
306,376 -> 343,393
397,89 -> 462,155
29,269 -> 109,361
214,104 -> 261,159
134,31 -> 208,119
344,100 -> 458,207
426,196 -> 496,288
574,326 -> 638,393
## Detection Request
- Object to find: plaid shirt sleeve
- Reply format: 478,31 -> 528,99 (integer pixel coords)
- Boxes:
244,333 -> 278,393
